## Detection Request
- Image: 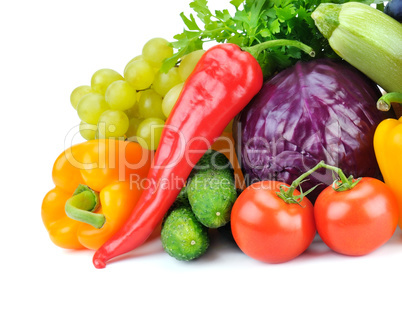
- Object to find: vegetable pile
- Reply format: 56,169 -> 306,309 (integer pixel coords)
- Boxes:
41,0 -> 402,268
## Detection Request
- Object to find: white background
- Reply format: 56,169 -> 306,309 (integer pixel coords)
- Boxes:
1,0 -> 401,310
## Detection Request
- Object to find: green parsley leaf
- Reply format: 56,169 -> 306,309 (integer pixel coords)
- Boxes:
163,0 -> 387,78
180,13 -> 200,31
230,0 -> 243,8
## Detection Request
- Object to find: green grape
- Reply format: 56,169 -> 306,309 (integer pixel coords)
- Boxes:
105,80 -> 137,111
70,85 -> 93,110
125,102 -> 140,119
178,50 -> 205,81
124,59 -> 155,90
77,93 -> 109,124
125,117 -> 143,140
91,69 -> 123,95
153,67 -> 182,97
136,118 -> 165,150
142,38 -> 173,69
137,89 -> 165,119
97,110 -> 129,138
124,55 -> 143,74
162,82 -> 184,118
79,121 -> 97,140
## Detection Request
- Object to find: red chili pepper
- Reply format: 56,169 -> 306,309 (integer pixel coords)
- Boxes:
93,43 -> 263,268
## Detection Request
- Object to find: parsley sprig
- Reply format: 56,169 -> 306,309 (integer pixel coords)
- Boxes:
162,0 -> 383,78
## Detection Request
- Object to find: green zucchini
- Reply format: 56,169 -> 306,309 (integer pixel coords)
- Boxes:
312,2 -> 402,93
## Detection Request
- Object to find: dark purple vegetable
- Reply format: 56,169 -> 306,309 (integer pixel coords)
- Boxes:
233,58 -> 394,201
385,0 -> 402,22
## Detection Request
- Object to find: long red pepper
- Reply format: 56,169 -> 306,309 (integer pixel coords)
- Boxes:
93,43 -> 263,268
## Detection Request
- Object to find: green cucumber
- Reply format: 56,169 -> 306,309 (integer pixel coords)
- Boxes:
161,199 -> 209,261
312,2 -> 402,93
187,150 -> 237,228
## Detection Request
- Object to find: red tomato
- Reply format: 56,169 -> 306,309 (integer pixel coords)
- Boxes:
314,177 -> 399,256
230,180 -> 316,263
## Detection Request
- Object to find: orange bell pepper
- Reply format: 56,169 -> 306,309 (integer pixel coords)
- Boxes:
211,131 -> 245,190
41,139 -> 152,250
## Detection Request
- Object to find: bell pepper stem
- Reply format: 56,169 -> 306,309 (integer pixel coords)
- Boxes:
65,185 -> 105,229
377,92 -> 402,111
243,39 -> 316,59
278,160 -> 360,205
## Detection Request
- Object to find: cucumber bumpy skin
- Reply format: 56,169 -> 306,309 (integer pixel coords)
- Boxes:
312,2 -> 402,93
161,205 -> 209,261
187,150 -> 237,229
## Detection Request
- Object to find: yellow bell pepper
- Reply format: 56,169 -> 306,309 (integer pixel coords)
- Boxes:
374,93 -> 402,227
41,139 -> 152,250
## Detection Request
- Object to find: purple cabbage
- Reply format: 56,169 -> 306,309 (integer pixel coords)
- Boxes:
233,58 -> 393,201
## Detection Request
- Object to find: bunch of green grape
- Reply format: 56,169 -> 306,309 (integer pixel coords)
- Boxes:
70,37 -> 205,150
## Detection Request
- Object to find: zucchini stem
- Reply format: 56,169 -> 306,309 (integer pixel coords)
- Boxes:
377,92 -> 402,111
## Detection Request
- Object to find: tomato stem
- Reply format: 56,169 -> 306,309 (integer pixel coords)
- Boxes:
278,161 -> 360,204
65,184 -> 105,229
